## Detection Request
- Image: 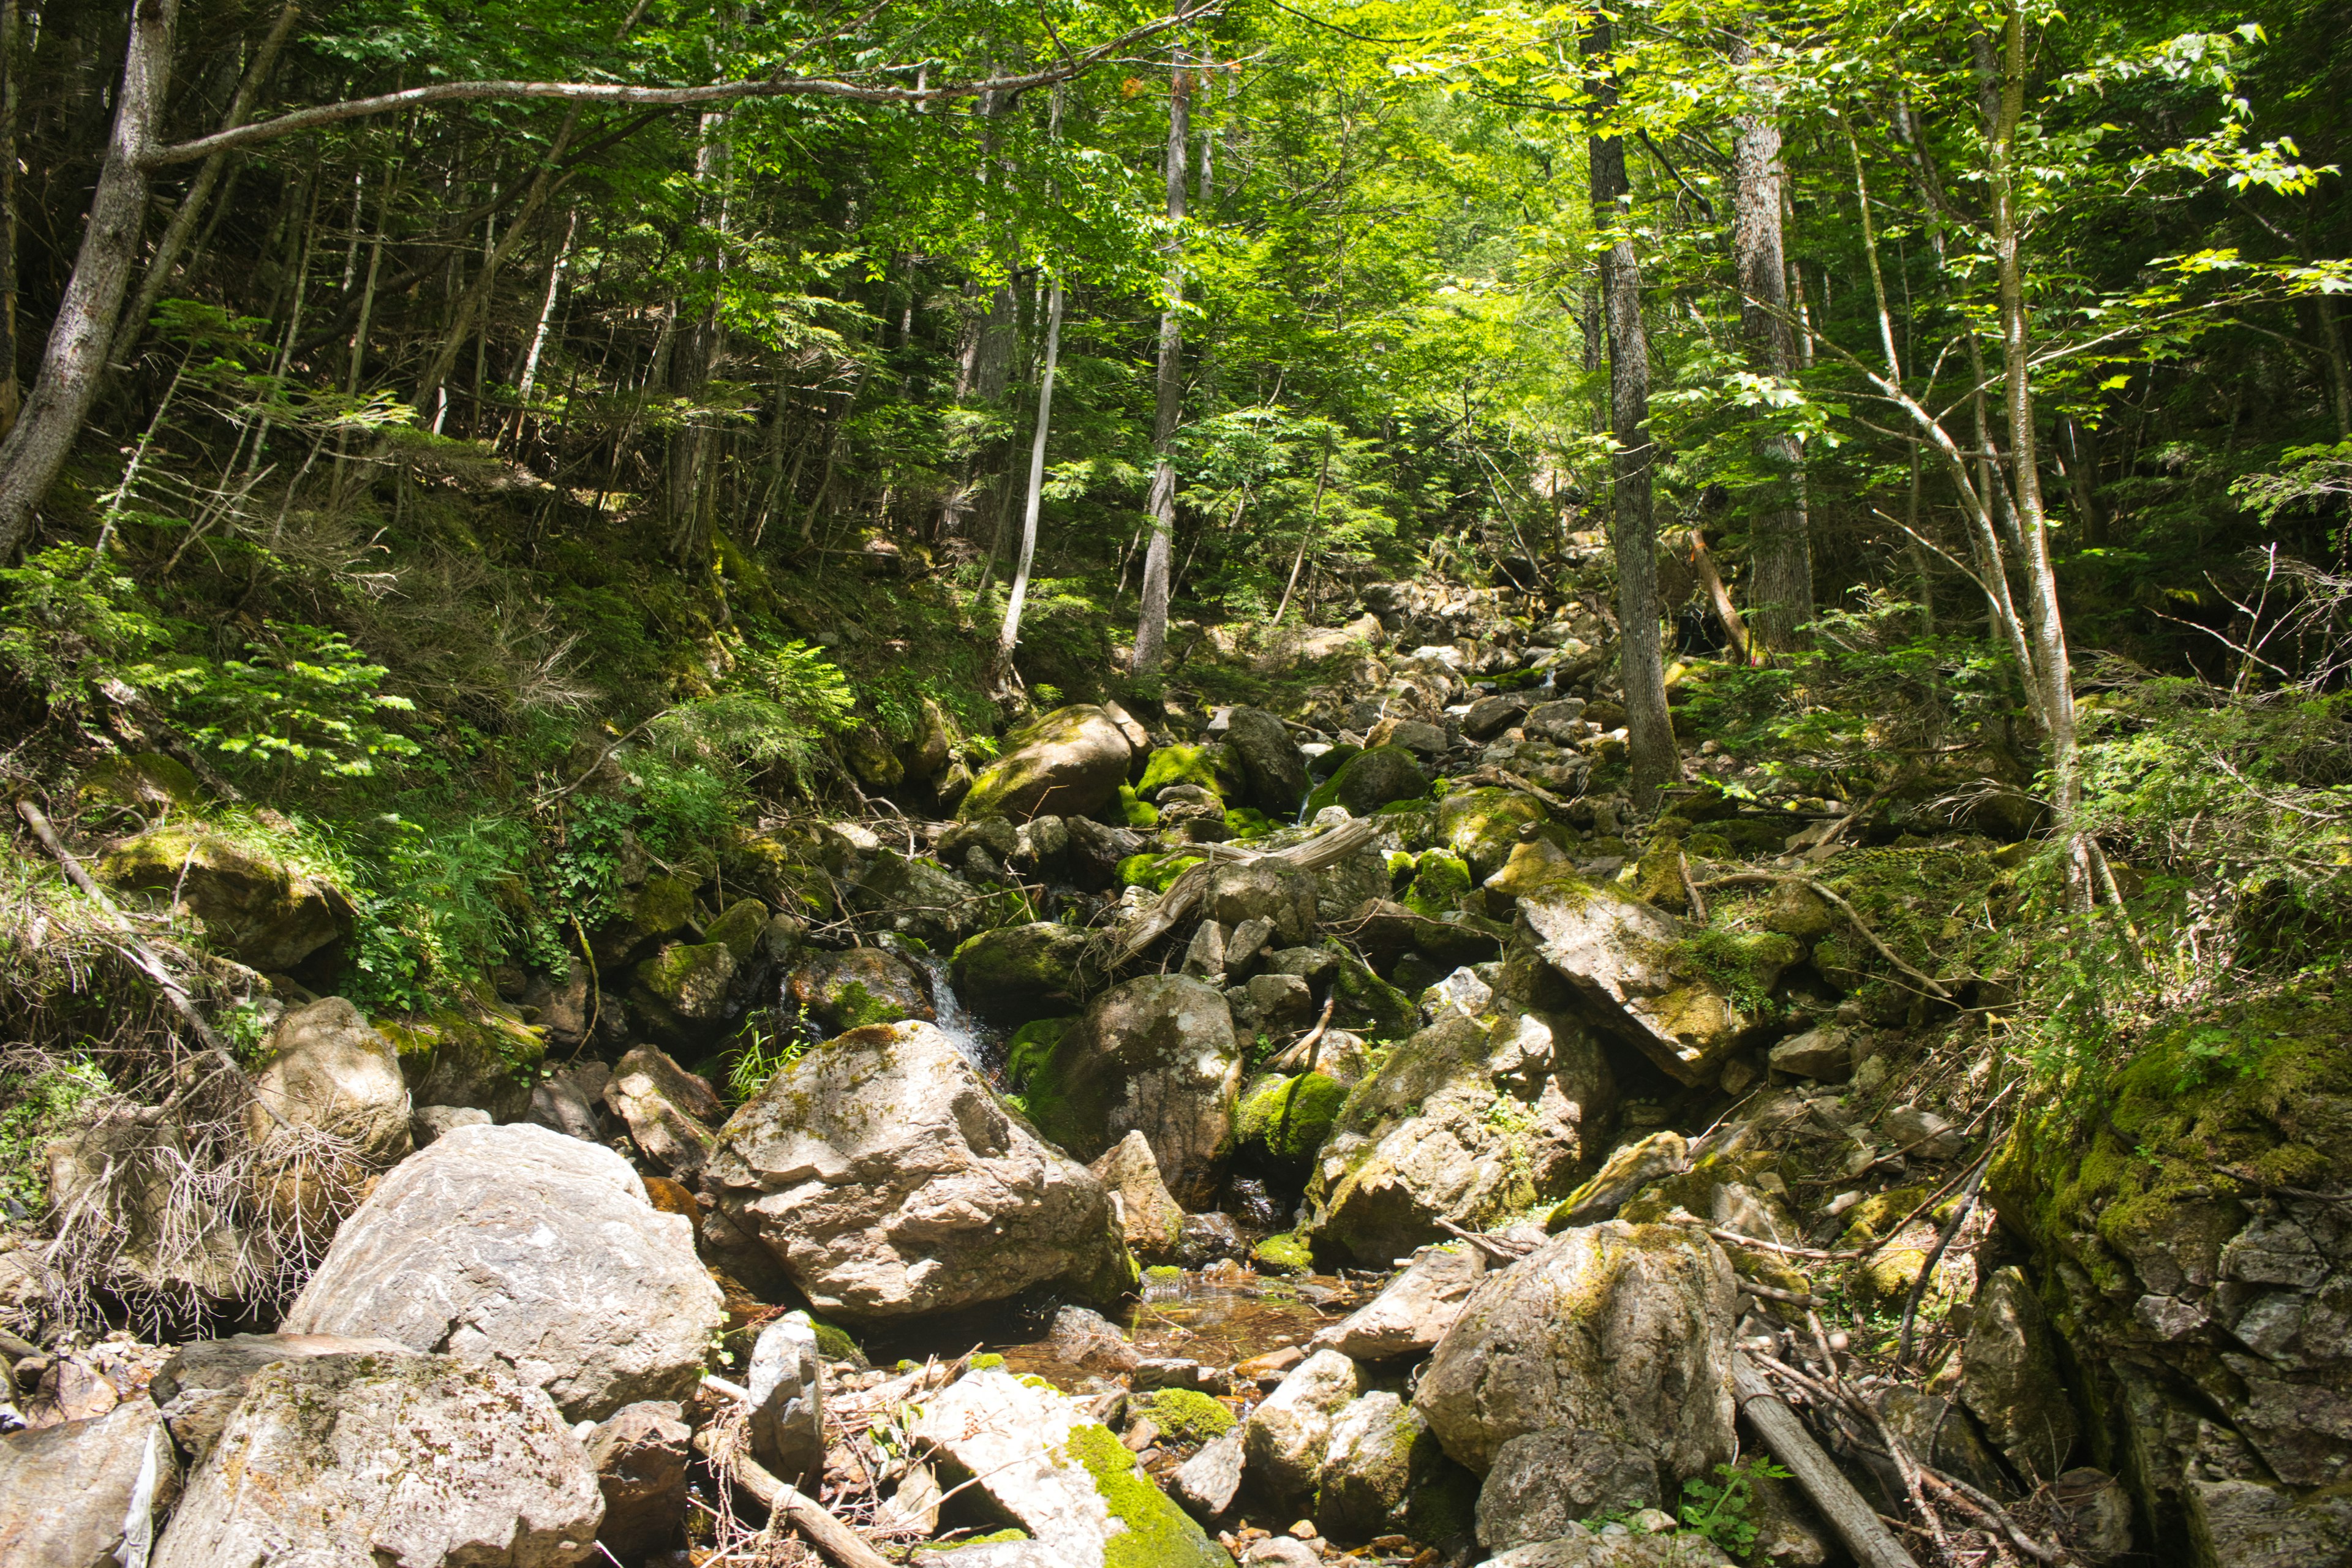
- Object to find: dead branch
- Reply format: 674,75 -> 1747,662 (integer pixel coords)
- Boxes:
1732,1352 -> 1921,1568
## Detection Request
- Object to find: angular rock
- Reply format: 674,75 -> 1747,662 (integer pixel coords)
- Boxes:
524,1071 -> 602,1142
747,1312 -> 823,1484
1025,974 -> 1243,1207
1222,707 -> 1311,816
951,922 -> 1093,1022
847,851 -> 982,948
590,875 -> 697,968
153,1351 -> 603,1568
282,1121 -> 723,1422
1959,1266 -> 2079,1484
586,1400 -> 691,1561
1885,1103 -> 1966,1159
1768,1025 -> 1851,1082
1243,1347 -> 1367,1508
2048,1467 -> 2133,1559
414,1102 -> 493,1144
1183,918 -> 1229,980
704,1021 -> 1130,1322
149,1331 -> 417,1468
98,826 -> 350,971
1548,1131 -> 1689,1231
1317,1389 -> 1442,1536
2186,1479 -> 2352,1568
1090,1130 -> 1187,1261
1174,1426 -> 1248,1522
1415,1221 -> 1738,1480
1487,1523 -> 1732,1568
1463,693 -> 1531,741
959,706 -> 1135,823
1519,874 -> 1747,1084
603,1044 -> 722,1179
1476,1427 -> 1660,1550
910,1366 -> 1225,1568
1313,1242 -> 1485,1360
1204,861 -> 1319,948
0,1398 -> 179,1568
786,944 -> 937,1032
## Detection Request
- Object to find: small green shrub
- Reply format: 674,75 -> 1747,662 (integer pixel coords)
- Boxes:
1677,1457 -> 1792,1557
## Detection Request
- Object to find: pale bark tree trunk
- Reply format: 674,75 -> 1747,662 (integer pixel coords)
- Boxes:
995,274 -> 1062,685
0,0 -> 179,559
513,205 -> 576,407
1730,36 -> 1810,656
1132,50 -> 1189,676
1587,20 -> 1678,809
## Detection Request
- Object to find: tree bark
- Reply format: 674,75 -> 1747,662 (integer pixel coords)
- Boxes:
995,274 -> 1063,684
1133,50 -> 1189,676
1730,36 -> 1811,654
0,0 -> 21,437
0,0 -> 179,559
1587,20 -> 1678,809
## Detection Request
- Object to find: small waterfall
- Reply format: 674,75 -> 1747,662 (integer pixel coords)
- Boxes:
898,944 -> 995,1070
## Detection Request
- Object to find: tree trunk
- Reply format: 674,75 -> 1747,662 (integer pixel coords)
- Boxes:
995,275 -> 1062,684
0,0 -> 179,559
1587,19 -> 1678,809
2053,412 -> 2104,547
1133,50 -> 1189,677
0,0 -> 21,437
1730,37 -> 1811,654
415,106 -> 579,417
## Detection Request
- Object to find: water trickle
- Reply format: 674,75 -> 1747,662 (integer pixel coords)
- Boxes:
901,944 -> 998,1072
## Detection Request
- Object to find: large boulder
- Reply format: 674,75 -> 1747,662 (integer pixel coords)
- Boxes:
1222,706 -> 1311,816
1303,1010 -> 1613,1265
281,1121 -> 723,1422
786,945 -> 937,1032
1313,1242 -> 1487,1361
1518,870 -> 1749,1085
1204,861 -> 1319,948
149,1331 -> 417,1468
245,997 -> 412,1165
1436,788 -> 1550,880
704,1021 -> 1131,1322
951,922 -> 1093,1022
1487,1524 -> 1732,1568
846,851 -> 981,947
154,1351 -> 604,1568
1415,1221 -> 1737,1481
959,705 -> 1134,823
910,1366 -> 1227,1568
377,1001 -> 546,1121
1317,1389 -> 1444,1537
1476,1428 -> 1660,1550
1313,746 -> 1430,817
0,1398 -> 179,1567
602,1045 -> 723,1180
97,826 -> 349,971
1023,974 -> 1243,1207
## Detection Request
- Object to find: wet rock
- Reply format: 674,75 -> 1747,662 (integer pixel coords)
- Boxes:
0,1398 -> 179,1567
1178,1211 -> 1249,1267
1959,1266 -> 2078,1484
603,1044 -> 722,1179
1317,1389 -> 1443,1536
1234,1072 -> 1347,1172
1316,746 -> 1431,816
1243,1347 -> 1368,1509
1519,873 -> 1747,1084
1415,1221 -> 1737,1480
845,850 -> 981,947
911,1366 -> 1226,1568
1547,1131 -> 1689,1231
98,826 -> 350,970
1175,1426 -> 1248,1521
705,1021 -> 1130,1322
149,1331 -> 416,1468
586,1400 -> 690,1561
748,1312 -> 823,1483
1487,1523 -> 1732,1567
960,705 -> 1135,823
153,1351 -> 603,1568
1224,706 -> 1311,815
1476,1427 -> 1660,1550
1768,1025 -> 1851,1083
951,922 -> 1092,1022
1313,1242 -> 1485,1361
1049,1305 -> 1141,1373
1024,974 -> 1243,1206
1090,1130 -> 1186,1261
1205,861 -> 1320,948
785,944 -> 936,1032
282,1121 -> 722,1422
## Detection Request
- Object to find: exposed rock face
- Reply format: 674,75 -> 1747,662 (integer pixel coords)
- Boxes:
786,945 -> 937,1032
1313,1242 -> 1486,1360
1026,974 -> 1243,1207
602,1045 -> 722,1179
153,1351 -> 603,1568
97,826 -> 349,970
747,1313 -> 823,1484
585,1401 -> 690,1561
1317,1389 -> 1442,1536
1476,1428 -> 1660,1550
1223,707 -> 1311,816
1958,1267 -> 2079,1485
951,921 -> 1092,1022
704,1021 -> 1131,1322
910,1367 -> 1226,1568
1303,1010 -> 1613,1265
1090,1129 -> 1186,1260
959,705 -> 1134,823
1243,1347 -> 1367,1509
1518,873 -> 1747,1084
0,1398 -> 179,1567
281,1121 -> 723,1422
1415,1221 -> 1738,1480
149,1331 -> 417,1468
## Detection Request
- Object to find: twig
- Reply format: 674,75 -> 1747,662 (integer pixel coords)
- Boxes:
1894,1156 -> 1991,1366
690,1428 -> 894,1568
1706,1226 -> 1862,1262
1679,851 -> 1707,922
1695,870 -> 1956,1001
1435,1215 -> 1536,1261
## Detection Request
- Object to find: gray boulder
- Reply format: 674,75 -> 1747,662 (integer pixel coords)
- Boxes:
959,706 -> 1134,823
1223,707 -> 1311,815
524,1071 -> 602,1142
1959,1266 -> 2079,1484
585,1401 -> 690,1561
1323,747 -> 1430,816
785,944 -> 936,1031
0,1398 -> 178,1568
1415,1221 -> 1738,1480
1025,974 -> 1243,1207
1090,1130 -> 1186,1261
747,1312 -> 823,1484
1243,1347 -> 1366,1509
1768,1025 -> 1851,1082
149,1331 -> 416,1468
602,1044 -> 722,1179
281,1121 -> 723,1422
846,851 -> 981,947
1487,1524 -> 1732,1568
704,1021 -> 1131,1322
45,1104 -> 250,1303
1476,1427 -> 1660,1550
951,921 -> 1093,1022
1204,861 -> 1319,948
154,1351 -> 603,1568
1463,693 -> 1531,740
245,997 -> 412,1167
1174,1426 -> 1247,1521
415,1102 -> 494,1145
1520,876 -> 1749,1085
1317,1389 -> 1443,1536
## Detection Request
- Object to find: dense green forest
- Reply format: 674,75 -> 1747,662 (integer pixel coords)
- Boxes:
0,1 -> 2348,1565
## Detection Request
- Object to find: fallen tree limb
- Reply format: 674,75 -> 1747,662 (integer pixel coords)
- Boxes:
690,1427 -> 894,1568
1894,1155 -> 1991,1366
1109,816 -> 1378,966
1732,1353 -> 1921,1568
1705,1225 -> 1862,1262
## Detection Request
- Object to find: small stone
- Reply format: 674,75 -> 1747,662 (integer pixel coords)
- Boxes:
747,1313 -> 823,1485
1883,1104 -> 1965,1159
1769,1025 -> 1852,1082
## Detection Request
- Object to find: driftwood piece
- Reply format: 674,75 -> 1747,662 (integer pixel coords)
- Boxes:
691,1425 -> 894,1568
1109,816 -> 1378,966
1731,1353 -> 1921,1568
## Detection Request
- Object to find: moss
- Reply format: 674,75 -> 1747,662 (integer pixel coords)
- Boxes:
1120,785 -> 1161,829
1138,744 -> 1234,802
1005,1017 -> 1074,1091
1309,742 -> 1361,780
1116,851 -> 1206,892
703,897 -> 770,962
1403,852 -> 1473,918
1235,1072 -> 1347,1164
1145,1387 -> 1236,1444
947,1529 -> 1033,1547
634,940 -> 734,1014
1254,1231 -> 1314,1275
1309,745 -> 1430,816
1223,806 -> 1279,839
809,1314 -> 865,1366
1329,949 -> 1419,1041
1144,1264 -> 1183,1281
1064,1421 -> 1233,1568
1436,787 -> 1551,878
1406,1458 -> 1482,1548
968,1352 -> 1007,1371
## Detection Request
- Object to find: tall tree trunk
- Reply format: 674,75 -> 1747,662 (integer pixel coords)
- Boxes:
1730,37 -> 1810,656
415,107 -> 579,417
0,0 -> 21,437
2052,413 -> 2105,546
995,275 -> 1063,683
1587,20 -> 1678,809
1133,50 -> 1189,676
0,0 -> 179,559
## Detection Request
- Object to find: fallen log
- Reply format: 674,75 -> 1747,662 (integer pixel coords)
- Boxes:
690,1426 -> 894,1568
1731,1352 -> 1920,1568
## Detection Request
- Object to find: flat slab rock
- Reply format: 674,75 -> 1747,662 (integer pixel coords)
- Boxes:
1517,880 -> 1743,1084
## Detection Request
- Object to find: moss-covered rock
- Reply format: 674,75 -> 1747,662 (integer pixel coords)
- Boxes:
785,946 -> 935,1033
79,750 -> 200,810
1254,1232 -> 1314,1275
959,705 -> 1134,823
1005,1017 -> 1075,1093
379,1001 -> 546,1120
1403,852 -> 1474,918
1327,949 -> 1420,1041
845,850 -> 980,947
1146,1387 -> 1237,1444
1234,1072 -> 1347,1167
1118,785 -> 1160,829
951,922 -> 1092,1023
634,941 -> 737,1023
97,826 -> 350,972
1116,851 -> 1206,892
1309,745 -> 1430,818
1436,788 -> 1552,879
1138,743 -> 1240,802
703,897 -> 771,962
1022,975 -> 1240,1206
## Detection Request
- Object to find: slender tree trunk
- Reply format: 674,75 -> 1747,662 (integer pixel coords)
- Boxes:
995,276 -> 1063,683
1587,20 -> 1678,809
1730,37 -> 1811,655
1133,50 -> 1189,676
514,205 -> 576,407
2053,413 -> 2105,546
0,0 -> 20,438
1273,442 -> 1331,627
415,107 -> 579,415
0,0 -> 179,559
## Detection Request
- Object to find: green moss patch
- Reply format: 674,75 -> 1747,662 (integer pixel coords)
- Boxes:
1235,1072 -> 1346,1165
1115,851 -> 1205,892
1139,744 -> 1233,802
1254,1231 -> 1314,1275
1064,1422 -> 1232,1568
1145,1387 -> 1237,1444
